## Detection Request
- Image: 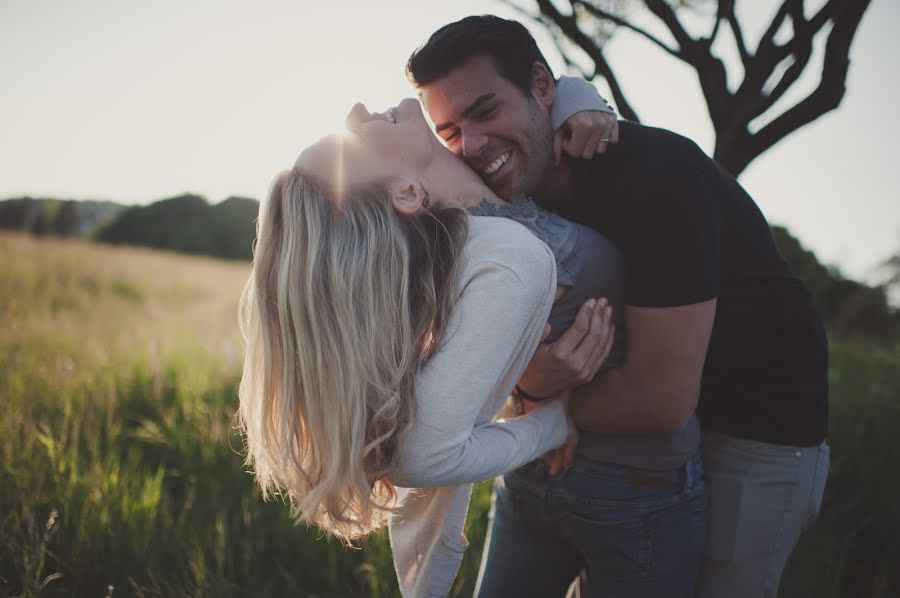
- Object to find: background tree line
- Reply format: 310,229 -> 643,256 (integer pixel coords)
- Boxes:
0,194 -> 257,261
1,192 -> 897,344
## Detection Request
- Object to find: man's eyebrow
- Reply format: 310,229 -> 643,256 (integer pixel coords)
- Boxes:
434,93 -> 496,133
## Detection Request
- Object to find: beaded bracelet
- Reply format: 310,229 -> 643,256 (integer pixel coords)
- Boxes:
514,385 -> 553,403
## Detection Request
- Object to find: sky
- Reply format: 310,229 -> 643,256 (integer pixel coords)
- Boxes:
1,0 -> 897,287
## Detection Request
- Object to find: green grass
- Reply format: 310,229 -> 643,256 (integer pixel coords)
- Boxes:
779,340 -> 900,598
1,232 -> 898,597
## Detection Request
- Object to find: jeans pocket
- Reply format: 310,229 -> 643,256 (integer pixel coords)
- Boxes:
803,443 -> 830,531
557,509 -> 653,577
704,475 -> 745,563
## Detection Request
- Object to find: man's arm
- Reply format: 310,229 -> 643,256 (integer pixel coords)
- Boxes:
519,131 -> 721,435
569,299 -> 716,435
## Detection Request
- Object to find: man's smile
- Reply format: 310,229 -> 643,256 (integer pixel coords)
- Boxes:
482,151 -> 511,175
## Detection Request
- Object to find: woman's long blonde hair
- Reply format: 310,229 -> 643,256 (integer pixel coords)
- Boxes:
238,168 -> 468,543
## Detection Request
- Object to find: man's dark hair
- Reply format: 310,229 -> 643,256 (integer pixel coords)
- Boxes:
406,15 -> 554,97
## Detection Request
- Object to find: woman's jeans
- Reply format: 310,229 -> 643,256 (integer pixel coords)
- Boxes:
475,453 -> 707,598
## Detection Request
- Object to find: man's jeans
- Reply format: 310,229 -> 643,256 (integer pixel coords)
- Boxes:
697,430 -> 830,598
474,453 -> 707,598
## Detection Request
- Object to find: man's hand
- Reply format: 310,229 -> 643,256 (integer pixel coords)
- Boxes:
554,111 -> 619,165
518,298 -> 615,399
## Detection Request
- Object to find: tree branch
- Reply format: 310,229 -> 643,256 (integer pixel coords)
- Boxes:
758,1 -> 792,54
707,5 -> 722,47
769,0 -> 836,66
575,1 -> 682,59
644,0 -> 696,55
744,0 -> 839,122
498,1 -> 596,81
722,0 -> 751,67
535,0 -> 641,121
808,0 -> 839,34
738,0 -> 872,173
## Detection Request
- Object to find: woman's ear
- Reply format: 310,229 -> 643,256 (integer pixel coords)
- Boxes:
390,180 -> 428,215
531,61 -> 556,108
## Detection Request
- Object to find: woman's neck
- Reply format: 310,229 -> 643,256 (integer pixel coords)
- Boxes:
423,145 -> 506,209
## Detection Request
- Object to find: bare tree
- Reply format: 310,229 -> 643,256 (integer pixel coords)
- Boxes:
510,0 -> 872,176
881,242 -> 900,288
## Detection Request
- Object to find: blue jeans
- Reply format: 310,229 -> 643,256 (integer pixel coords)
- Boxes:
475,453 -> 707,598
697,431 -> 830,598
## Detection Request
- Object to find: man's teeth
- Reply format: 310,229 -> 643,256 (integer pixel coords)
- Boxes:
483,152 -> 510,175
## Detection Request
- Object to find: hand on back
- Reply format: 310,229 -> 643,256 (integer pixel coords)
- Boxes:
518,297 -> 615,400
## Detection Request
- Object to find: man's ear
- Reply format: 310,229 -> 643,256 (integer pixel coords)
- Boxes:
531,62 -> 556,108
390,180 -> 427,215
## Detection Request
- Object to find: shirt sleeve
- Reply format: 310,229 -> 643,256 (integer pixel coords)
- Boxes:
388,222 -> 569,489
551,75 -> 615,130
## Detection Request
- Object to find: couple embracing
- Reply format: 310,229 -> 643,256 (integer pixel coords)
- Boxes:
238,15 -> 829,598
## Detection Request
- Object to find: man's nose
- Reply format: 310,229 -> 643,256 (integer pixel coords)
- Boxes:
460,125 -> 488,159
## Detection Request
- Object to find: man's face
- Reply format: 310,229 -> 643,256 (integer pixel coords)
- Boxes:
420,54 -> 555,199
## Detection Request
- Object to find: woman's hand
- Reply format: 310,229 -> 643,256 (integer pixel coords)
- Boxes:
541,393 -> 579,475
520,393 -> 578,475
517,297 -> 616,400
554,111 -> 619,165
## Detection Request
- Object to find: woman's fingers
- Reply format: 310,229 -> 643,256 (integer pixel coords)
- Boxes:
560,428 -> 579,472
563,125 -> 590,160
609,118 -> 621,144
542,448 -> 562,475
570,298 -> 611,381
556,112 -> 619,163
588,322 -> 615,378
546,400 -> 579,475
585,306 -> 615,377
551,298 -> 596,357
581,126 -> 608,159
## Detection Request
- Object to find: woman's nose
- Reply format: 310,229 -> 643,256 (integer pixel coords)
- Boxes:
345,103 -> 373,132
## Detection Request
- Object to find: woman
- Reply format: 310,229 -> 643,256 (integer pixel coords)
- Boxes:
238,97 -> 617,596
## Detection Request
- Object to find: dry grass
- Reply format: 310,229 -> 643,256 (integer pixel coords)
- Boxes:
0,232 -> 249,373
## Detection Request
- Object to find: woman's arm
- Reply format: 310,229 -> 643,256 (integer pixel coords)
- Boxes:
551,75 -> 615,129
388,219 -> 568,489
552,75 -> 619,162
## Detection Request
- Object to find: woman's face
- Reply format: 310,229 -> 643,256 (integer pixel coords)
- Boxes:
296,98 -> 437,193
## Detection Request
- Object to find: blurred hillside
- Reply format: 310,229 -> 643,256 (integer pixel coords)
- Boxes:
771,226 -> 900,343
0,195 -> 257,261
0,197 -> 124,238
94,195 -> 257,260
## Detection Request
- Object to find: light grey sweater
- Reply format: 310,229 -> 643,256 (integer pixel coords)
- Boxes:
552,75 -> 614,129
387,216 -> 569,597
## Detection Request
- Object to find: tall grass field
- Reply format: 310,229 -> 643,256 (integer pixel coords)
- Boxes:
1,231 -> 898,597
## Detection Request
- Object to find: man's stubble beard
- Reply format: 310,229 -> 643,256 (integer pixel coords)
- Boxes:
490,99 -> 555,200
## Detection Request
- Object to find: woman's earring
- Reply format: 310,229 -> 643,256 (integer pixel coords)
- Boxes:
422,187 -> 430,209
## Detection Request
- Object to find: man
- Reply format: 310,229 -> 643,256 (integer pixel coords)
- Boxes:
409,16 -> 705,598
407,15 -> 830,598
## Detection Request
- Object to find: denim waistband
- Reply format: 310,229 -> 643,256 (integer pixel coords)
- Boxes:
504,452 -> 704,512
510,451 -> 703,495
